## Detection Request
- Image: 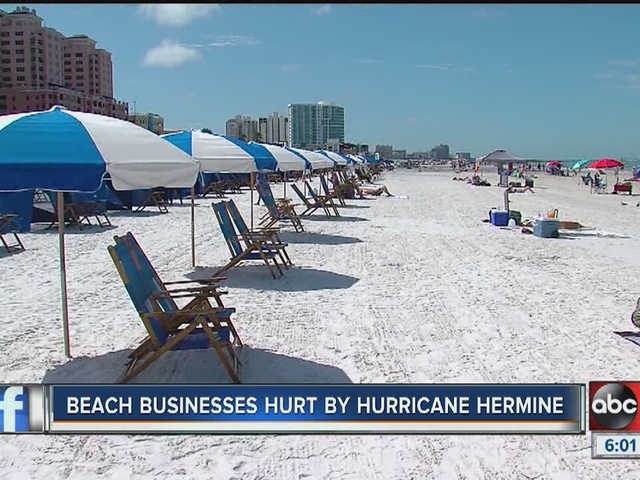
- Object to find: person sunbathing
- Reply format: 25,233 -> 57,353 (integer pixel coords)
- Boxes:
470,175 -> 491,187
507,186 -> 534,193
355,184 -> 393,197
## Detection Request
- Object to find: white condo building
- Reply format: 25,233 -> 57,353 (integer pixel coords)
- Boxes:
288,101 -> 345,150
258,112 -> 289,145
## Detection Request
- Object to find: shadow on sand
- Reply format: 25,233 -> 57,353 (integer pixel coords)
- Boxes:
339,204 -> 371,209
615,331 -> 640,347
188,265 -> 359,291
279,231 -> 362,245
42,346 -> 353,384
30,224 -> 118,235
303,215 -> 369,223
108,210 -> 167,218
0,247 -> 26,258
560,230 -> 631,240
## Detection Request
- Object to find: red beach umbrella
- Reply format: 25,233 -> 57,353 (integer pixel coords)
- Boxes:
547,161 -> 562,167
589,158 -> 623,169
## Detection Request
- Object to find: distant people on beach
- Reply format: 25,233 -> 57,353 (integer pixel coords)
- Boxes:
507,186 -> 534,194
581,171 -> 593,186
255,172 -> 268,205
357,185 -> 393,197
470,175 -> 491,187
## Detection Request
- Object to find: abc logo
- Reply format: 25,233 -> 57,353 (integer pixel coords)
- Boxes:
591,383 -> 638,429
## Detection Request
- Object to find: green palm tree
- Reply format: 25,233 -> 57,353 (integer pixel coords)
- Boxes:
201,128 -> 213,134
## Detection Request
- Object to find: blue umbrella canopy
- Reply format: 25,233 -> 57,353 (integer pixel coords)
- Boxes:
571,159 -> 590,170
0,106 -> 199,192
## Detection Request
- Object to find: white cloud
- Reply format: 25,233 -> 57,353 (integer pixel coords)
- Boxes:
357,59 -> 384,65
418,63 -> 476,73
593,72 -> 618,80
139,4 -> 220,27
608,59 -> 640,67
419,64 -> 450,70
311,5 -> 332,16
143,40 -> 201,68
280,64 -> 302,74
208,34 -> 260,47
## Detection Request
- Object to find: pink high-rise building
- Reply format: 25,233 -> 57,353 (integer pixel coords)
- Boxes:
0,7 -> 127,118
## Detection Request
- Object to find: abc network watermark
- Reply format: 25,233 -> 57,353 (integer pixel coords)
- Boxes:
591,383 -> 639,429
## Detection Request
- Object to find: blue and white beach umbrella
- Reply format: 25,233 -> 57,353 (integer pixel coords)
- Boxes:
317,150 -> 349,166
0,106 -> 200,358
345,154 -> 365,165
161,130 -> 283,265
0,106 -> 200,192
162,129 -> 277,173
252,142 -> 306,172
285,147 -> 334,170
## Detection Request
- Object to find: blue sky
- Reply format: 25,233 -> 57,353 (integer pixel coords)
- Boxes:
4,4 -> 640,159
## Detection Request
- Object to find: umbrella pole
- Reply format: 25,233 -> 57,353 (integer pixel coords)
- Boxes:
284,171 -> 287,197
250,172 -> 254,230
190,186 -> 196,268
57,192 -> 71,358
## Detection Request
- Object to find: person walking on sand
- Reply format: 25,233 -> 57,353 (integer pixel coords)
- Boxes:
255,172 -> 268,205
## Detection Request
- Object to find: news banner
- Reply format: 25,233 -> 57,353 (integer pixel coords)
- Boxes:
1,381 -> 639,458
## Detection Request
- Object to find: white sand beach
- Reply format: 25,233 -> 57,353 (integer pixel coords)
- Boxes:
1,170 -> 640,479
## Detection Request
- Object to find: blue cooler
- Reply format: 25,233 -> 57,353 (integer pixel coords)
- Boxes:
490,209 -> 509,226
534,218 -> 560,238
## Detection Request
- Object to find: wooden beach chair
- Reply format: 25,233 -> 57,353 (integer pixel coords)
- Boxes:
257,182 -> 305,232
47,192 -> 112,229
108,233 -> 242,383
290,183 -> 330,217
111,231 -> 239,351
0,214 -> 25,253
225,199 -> 292,268
212,201 -> 287,279
304,181 -> 340,217
320,174 -> 346,206
135,189 -> 169,213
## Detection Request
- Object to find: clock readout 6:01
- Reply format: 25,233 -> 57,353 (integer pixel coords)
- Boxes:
592,433 -> 640,459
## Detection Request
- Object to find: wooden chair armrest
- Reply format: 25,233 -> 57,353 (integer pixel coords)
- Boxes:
142,308 -> 228,319
163,278 -> 226,285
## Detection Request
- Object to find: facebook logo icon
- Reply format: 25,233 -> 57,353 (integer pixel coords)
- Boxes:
0,386 -> 28,432
0,385 -> 44,433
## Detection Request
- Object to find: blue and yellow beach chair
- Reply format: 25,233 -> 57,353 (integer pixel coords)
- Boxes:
211,201 -> 287,279
108,232 -> 242,383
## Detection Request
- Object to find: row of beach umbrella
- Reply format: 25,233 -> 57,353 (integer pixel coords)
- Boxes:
475,150 -> 625,172
0,106 -> 371,358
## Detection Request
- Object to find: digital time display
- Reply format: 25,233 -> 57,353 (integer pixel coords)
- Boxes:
592,432 -> 640,459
